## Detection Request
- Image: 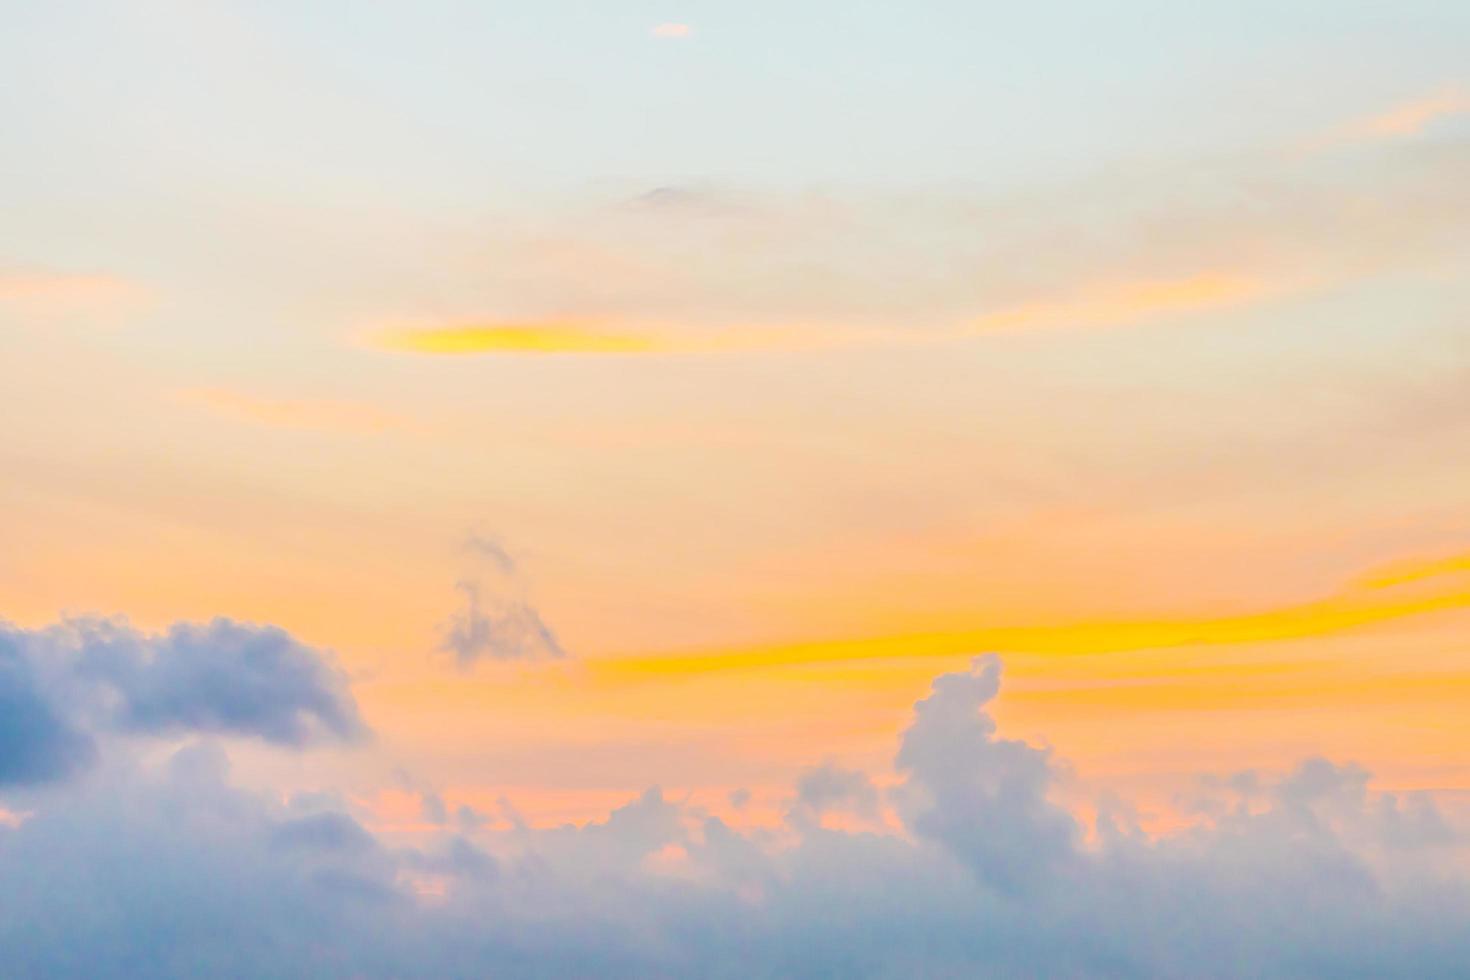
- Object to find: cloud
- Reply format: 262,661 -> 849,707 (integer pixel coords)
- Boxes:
651,23 -> 692,39
895,655 -> 1075,892
0,637 -> 95,787
175,387 -> 408,436
439,536 -> 568,667
353,134 -> 1467,359
1358,548 -> 1470,590
370,317 -> 852,357
1332,88 -> 1470,144
1,652 -> 1468,977
419,791 -> 449,826
441,582 -> 567,667
595,553 -> 1470,677
0,616 -> 367,753
464,534 -> 517,575
0,269 -> 152,319
375,322 -> 667,355
970,272 -> 1271,333
792,763 -> 880,823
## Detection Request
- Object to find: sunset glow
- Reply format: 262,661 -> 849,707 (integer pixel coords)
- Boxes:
3,2 -> 1469,976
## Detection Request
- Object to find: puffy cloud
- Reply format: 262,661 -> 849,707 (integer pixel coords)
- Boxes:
1,651 -> 1468,977
420,791 -> 450,826
0,637 -> 94,786
895,654 -> 1076,892
792,762 -> 880,823
0,616 -> 367,765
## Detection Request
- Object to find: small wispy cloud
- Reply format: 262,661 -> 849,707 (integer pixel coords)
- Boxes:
1300,87 -> 1470,154
464,533 -> 517,576
1347,88 -> 1470,139
370,319 -> 845,357
0,269 -> 152,318
176,387 -> 407,436
440,534 -> 567,668
376,322 -> 666,355
441,582 -> 567,668
1357,548 -> 1470,590
970,272 -> 1272,334
651,22 -> 692,39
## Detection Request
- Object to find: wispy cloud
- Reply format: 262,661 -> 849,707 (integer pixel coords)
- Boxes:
970,272 -> 1271,334
376,322 -> 666,355
1358,548 -> 1470,590
370,319 -> 852,356
366,272 -> 1274,357
0,269 -> 152,318
176,387 -> 408,435
359,131 -> 1464,358
651,23 -> 692,39
596,550 -> 1470,678
1301,87 -> 1470,153
1344,88 -> 1470,140
440,535 -> 567,668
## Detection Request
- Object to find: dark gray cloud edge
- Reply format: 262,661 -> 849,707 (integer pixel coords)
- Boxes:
1,651 -> 1468,978
0,616 -> 366,786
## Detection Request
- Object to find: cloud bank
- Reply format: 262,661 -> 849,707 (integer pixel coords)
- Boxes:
2,639 -> 1468,977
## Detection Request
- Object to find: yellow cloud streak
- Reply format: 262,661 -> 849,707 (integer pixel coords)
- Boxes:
592,579 -> 1470,681
1358,550 -> 1470,590
377,322 -> 667,355
371,271 -> 1277,357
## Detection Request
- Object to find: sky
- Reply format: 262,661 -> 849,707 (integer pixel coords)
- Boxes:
2,1 -> 1470,975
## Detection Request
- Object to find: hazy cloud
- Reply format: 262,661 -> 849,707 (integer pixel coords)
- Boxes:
2,649 -> 1468,977
464,534 -> 517,575
175,387 -> 408,436
792,763 -> 880,822
441,582 -> 566,667
440,537 -> 568,667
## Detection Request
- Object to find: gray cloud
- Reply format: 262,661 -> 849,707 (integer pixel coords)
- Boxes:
464,534 -> 517,575
440,581 -> 566,668
792,762 -> 880,823
0,616 -> 367,770
895,654 -> 1077,893
0,636 -> 95,786
439,534 -> 568,668
1,652 -> 1468,978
